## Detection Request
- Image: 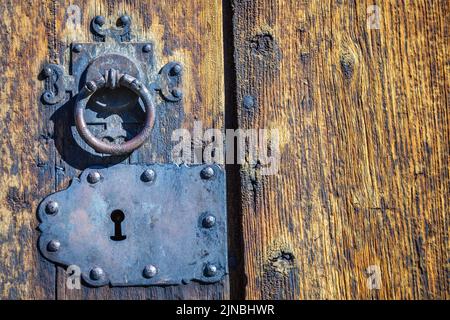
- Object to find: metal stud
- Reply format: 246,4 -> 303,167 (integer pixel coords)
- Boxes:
45,200 -> 59,215
87,171 -> 101,184
119,15 -> 130,26
43,66 -> 53,77
204,263 -> 217,277
143,264 -> 157,278
141,169 -> 156,183
94,15 -> 105,26
200,166 -> 214,179
171,63 -> 182,75
243,95 -> 255,109
89,267 -> 105,281
72,44 -> 82,53
47,240 -> 60,252
172,88 -> 182,99
202,215 -> 216,228
142,44 -> 152,53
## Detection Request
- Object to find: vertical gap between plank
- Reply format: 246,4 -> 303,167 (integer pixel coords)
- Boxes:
222,0 -> 246,299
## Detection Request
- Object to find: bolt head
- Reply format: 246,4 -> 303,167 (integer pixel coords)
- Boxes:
45,200 -> 59,215
200,166 -> 214,179
47,240 -> 60,252
243,95 -> 255,109
90,267 -> 105,281
43,67 -> 53,77
87,171 -> 101,184
172,88 -> 183,99
141,169 -> 156,183
204,263 -> 217,277
119,15 -> 131,26
72,44 -> 82,53
142,44 -> 152,53
94,15 -> 105,26
202,215 -> 216,228
171,63 -> 182,75
143,264 -> 158,278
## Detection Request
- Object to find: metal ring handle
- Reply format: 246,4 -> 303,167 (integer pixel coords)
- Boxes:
75,72 -> 155,155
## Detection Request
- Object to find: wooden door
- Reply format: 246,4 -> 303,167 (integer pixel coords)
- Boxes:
0,0 -> 226,300
0,0 -> 448,300
231,0 -> 449,299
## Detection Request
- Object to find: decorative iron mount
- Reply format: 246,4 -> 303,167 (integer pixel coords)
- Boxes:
38,16 -> 228,287
41,15 -> 183,155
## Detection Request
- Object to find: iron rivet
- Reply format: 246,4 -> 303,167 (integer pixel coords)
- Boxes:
172,88 -> 183,98
142,44 -> 152,53
171,63 -> 182,75
203,215 -> 216,228
87,171 -> 101,184
204,263 -> 217,277
86,81 -> 97,92
45,200 -> 59,215
47,240 -> 60,252
141,169 -> 156,183
143,265 -> 157,278
72,44 -> 82,53
94,15 -> 105,26
243,95 -> 255,109
200,166 -> 214,179
43,67 -> 53,77
90,267 -> 104,281
119,15 -> 131,26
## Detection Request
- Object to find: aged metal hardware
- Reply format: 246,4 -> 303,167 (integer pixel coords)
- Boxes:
41,64 -> 75,105
38,164 -> 227,287
38,15 -> 226,288
75,72 -> 155,155
91,15 -> 132,42
157,61 -> 183,102
40,15 -> 183,155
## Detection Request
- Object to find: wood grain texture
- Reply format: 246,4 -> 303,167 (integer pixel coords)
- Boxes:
232,0 -> 449,299
1,0 -> 448,300
0,0 -> 56,299
0,0 -> 226,299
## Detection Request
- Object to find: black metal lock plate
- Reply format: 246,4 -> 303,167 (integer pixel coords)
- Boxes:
38,164 -> 227,287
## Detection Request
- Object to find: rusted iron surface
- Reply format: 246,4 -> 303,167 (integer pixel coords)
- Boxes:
156,61 -> 183,102
37,164 -> 227,287
42,15 -> 184,157
90,15 -> 132,42
41,63 -> 75,106
69,41 -> 157,156
74,71 -> 155,155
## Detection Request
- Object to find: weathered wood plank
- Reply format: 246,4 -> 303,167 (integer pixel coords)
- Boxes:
0,0 -> 58,299
0,0 -> 226,299
232,0 -> 449,299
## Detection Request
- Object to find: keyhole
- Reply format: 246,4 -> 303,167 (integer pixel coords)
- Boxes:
110,210 -> 126,241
